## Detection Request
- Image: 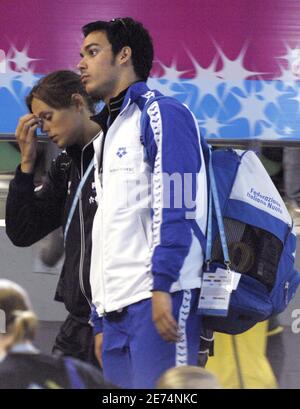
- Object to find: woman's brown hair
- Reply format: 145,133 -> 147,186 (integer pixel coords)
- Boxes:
26,70 -> 95,113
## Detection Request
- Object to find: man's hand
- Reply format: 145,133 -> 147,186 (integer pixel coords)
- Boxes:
94,332 -> 103,368
15,114 -> 41,173
152,291 -> 180,342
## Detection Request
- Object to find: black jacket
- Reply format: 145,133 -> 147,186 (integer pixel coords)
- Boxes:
5,143 -> 97,319
0,351 -> 113,389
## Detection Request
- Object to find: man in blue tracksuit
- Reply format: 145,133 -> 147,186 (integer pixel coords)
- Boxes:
78,17 -> 208,388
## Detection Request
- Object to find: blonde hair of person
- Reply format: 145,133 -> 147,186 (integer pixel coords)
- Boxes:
0,279 -> 37,350
156,365 -> 221,389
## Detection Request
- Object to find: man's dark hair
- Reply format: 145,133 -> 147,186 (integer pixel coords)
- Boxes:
82,17 -> 154,81
26,70 -> 95,113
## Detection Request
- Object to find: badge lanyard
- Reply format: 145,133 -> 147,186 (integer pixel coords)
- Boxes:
197,148 -> 236,317
205,147 -> 230,269
64,159 -> 94,245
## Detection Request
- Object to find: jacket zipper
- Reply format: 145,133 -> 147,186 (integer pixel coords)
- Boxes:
97,135 -> 106,314
96,99 -> 131,314
100,199 -> 106,315
78,191 -> 92,309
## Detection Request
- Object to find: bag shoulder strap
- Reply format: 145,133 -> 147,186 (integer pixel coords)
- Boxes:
64,158 -> 94,244
206,147 -> 230,267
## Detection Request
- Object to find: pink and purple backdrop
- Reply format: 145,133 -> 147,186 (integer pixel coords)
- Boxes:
1,0 -> 300,140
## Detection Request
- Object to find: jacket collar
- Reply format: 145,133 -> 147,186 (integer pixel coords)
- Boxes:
90,81 -> 151,129
65,140 -> 95,170
119,81 -> 150,115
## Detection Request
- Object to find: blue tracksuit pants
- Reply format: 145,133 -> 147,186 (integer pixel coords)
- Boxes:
101,289 -> 202,389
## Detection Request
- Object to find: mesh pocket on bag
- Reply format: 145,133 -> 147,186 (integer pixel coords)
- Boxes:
211,218 -> 283,291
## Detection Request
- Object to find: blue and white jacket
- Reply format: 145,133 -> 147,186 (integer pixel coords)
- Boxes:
90,82 -> 207,327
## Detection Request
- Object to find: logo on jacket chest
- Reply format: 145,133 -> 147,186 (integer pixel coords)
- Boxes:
116,147 -> 127,158
109,145 -> 142,175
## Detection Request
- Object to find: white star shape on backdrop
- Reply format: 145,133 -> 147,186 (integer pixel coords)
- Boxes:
198,115 -> 223,138
147,77 -> 177,97
19,69 -> 40,91
260,80 -> 284,106
233,85 -> 271,136
0,65 -> 21,102
7,45 -> 40,72
214,42 -> 266,87
159,59 -> 189,83
277,44 -> 300,68
183,49 -> 224,107
275,65 -> 298,89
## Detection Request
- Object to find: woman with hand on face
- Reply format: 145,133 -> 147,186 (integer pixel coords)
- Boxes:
5,70 -> 101,366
